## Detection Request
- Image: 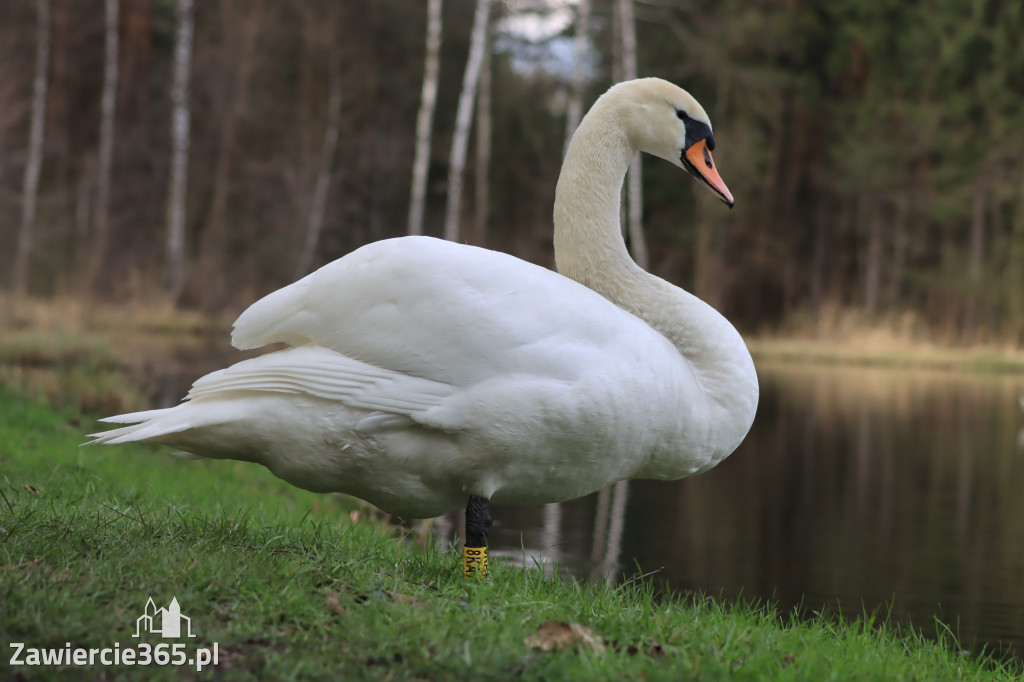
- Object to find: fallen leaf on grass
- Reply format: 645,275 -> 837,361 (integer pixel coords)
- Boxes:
325,591 -> 346,615
386,591 -> 417,605
23,484 -> 40,494
524,620 -> 606,655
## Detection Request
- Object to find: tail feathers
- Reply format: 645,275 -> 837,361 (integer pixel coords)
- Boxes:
98,407 -> 177,424
86,407 -> 192,446
86,421 -> 190,446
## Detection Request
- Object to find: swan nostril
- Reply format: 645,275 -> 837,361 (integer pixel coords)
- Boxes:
703,148 -> 713,169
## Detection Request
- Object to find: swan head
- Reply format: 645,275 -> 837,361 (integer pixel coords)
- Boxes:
608,78 -> 734,207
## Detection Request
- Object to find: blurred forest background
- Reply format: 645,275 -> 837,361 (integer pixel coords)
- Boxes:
2,0 -> 1023,343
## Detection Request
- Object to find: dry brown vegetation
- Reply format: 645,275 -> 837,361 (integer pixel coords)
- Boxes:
0,293 -> 234,412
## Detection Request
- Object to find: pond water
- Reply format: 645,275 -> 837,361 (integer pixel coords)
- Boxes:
470,362 -> 1024,659
152,350 -> 1024,658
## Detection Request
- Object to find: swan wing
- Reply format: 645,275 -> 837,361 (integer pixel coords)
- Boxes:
230,236 -> 653,387
186,344 -> 459,433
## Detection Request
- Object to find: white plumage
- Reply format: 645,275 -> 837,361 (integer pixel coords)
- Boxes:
90,78 -> 758,520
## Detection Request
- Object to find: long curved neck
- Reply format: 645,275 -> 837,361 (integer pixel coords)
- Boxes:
553,95 -> 758,461
554,101 -> 643,302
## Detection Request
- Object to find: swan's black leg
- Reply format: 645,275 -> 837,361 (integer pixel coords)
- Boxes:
463,495 -> 491,577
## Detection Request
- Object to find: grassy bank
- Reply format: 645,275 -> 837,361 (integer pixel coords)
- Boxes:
1,389 -> 1019,681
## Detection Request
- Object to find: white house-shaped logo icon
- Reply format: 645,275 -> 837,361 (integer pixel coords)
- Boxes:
133,597 -> 195,638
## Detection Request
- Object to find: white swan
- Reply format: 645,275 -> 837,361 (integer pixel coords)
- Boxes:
90,78 -> 758,571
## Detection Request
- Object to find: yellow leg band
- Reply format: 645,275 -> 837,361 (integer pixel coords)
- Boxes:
463,545 -> 488,578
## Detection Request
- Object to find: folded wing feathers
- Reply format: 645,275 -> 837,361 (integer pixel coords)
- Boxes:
88,345 -> 457,445
186,345 -> 455,427
230,279 -> 312,350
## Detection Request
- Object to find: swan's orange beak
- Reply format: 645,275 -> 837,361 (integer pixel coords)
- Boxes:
683,139 -> 734,208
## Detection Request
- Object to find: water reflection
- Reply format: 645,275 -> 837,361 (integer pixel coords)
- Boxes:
478,363 -> 1024,658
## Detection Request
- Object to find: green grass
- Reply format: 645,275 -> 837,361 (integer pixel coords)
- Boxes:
1,389 -> 1020,681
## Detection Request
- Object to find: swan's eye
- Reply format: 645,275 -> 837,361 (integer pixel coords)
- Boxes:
676,109 -> 691,122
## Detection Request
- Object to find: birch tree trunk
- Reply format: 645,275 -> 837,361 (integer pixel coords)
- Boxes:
164,0 -> 194,299
407,0 -> 442,237
617,0 -> 647,268
294,59 -> 343,279
13,0 -> 50,295
611,0 -> 623,84
563,0 -> 591,157
442,0 -> 491,243
472,15 -> 492,246
83,0 -> 119,291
